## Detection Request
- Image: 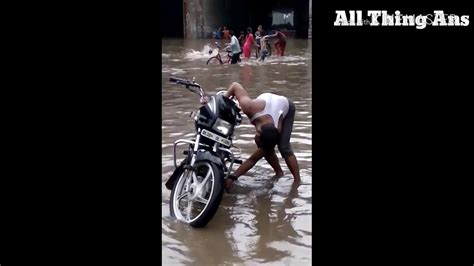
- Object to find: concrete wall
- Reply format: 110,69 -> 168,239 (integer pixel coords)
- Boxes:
183,0 -> 201,39
184,0 -> 224,39
183,0 -> 310,39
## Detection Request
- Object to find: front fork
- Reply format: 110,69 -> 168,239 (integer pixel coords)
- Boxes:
173,129 -> 239,183
184,131 -> 202,191
173,129 -> 203,169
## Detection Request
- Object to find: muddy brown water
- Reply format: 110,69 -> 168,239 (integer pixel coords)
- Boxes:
162,38 -> 312,265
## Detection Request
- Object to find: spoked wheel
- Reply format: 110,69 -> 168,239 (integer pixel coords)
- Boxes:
169,161 -> 224,227
225,52 -> 233,64
206,56 -> 223,65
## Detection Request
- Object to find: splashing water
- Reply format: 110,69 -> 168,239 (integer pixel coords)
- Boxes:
181,43 -> 308,67
184,44 -> 218,60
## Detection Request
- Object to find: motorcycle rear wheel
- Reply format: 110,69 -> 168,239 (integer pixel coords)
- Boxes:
169,161 -> 224,227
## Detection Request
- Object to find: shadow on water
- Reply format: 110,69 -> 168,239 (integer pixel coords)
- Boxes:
162,38 -> 312,265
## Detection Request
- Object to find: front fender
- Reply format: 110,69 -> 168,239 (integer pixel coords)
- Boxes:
165,151 -> 224,191
165,159 -> 186,190
195,150 -> 224,169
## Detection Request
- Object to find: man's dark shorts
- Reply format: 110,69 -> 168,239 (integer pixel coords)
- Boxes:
278,99 -> 295,158
259,50 -> 269,61
257,100 -> 296,158
231,52 -> 241,64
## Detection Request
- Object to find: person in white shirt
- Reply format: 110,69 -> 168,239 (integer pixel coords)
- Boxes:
224,82 -> 300,190
202,82 -> 301,191
229,29 -> 242,64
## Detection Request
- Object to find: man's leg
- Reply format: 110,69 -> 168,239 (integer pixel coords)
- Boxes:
283,154 -> 300,184
278,100 -> 301,183
264,149 -> 284,178
259,50 -> 267,61
280,41 -> 286,56
231,53 -> 238,64
274,42 -> 280,56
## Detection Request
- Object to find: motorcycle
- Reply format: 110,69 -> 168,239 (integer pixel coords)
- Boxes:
165,76 -> 243,227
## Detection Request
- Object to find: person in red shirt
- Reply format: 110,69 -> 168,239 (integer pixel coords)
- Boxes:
222,26 -> 230,40
273,31 -> 287,56
242,27 -> 255,59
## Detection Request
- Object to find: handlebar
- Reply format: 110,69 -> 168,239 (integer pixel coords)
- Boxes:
169,77 -> 206,99
170,77 -> 197,86
211,41 -> 232,53
213,42 -> 221,49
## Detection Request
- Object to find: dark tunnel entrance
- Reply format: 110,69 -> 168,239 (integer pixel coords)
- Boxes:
221,0 -> 309,38
160,0 -> 184,38
161,0 -> 309,39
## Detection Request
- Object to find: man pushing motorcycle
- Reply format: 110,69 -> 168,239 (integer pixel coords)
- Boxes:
201,82 -> 301,191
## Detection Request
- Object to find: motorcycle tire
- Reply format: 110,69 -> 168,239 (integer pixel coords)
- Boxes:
169,161 -> 224,228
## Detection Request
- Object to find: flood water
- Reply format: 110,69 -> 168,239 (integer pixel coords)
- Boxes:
162,38 -> 312,265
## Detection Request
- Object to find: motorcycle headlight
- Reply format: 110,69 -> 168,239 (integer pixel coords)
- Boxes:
212,118 -> 232,136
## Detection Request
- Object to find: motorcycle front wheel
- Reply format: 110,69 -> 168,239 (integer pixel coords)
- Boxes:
169,161 -> 224,227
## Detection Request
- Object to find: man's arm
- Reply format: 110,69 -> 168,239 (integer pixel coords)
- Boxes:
278,31 -> 287,39
232,148 -> 265,177
224,82 -> 254,114
266,33 -> 278,38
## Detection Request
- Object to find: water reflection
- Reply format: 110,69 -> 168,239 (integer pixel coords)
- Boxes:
251,182 -> 299,263
162,38 -> 312,265
240,64 -> 254,89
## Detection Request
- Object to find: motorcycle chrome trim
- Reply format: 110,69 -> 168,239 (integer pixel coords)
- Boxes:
173,139 -> 194,168
212,142 -> 218,153
173,138 -> 209,168
190,134 -> 201,166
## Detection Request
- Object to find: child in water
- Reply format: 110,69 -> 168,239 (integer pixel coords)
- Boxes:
258,32 -> 278,61
254,31 -> 262,58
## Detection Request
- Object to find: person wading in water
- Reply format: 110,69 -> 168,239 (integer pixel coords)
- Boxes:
201,82 -> 301,191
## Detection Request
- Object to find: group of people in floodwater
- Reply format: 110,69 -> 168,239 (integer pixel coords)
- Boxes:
206,25 -> 299,191
213,25 -> 288,64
